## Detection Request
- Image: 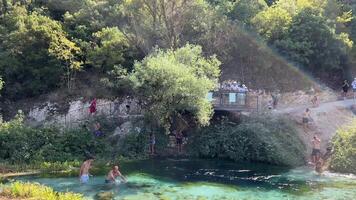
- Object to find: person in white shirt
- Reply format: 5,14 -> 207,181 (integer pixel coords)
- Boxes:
352,78 -> 356,100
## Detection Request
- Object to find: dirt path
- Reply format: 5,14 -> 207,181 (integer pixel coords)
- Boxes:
274,99 -> 355,159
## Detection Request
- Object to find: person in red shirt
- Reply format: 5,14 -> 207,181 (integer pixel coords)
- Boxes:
89,98 -> 97,115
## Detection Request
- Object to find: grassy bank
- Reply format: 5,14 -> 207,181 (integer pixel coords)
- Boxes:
0,182 -> 83,200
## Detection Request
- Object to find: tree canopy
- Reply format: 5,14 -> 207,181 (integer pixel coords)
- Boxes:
0,0 -> 356,99
129,44 -> 221,131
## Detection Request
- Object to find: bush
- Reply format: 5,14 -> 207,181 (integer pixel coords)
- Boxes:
188,116 -> 306,166
0,181 -> 83,200
117,129 -> 168,159
0,113 -> 113,164
330,121 -> 356,174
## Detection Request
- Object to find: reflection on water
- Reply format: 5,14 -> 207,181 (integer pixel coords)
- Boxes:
14,159 -> 356,200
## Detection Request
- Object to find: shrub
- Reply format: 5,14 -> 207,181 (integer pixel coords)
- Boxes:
0,181 -> 83,200
117,128 -> 168,159
188,116 -> 306,166
0,113 -> 113,164
330,121 -> 356,174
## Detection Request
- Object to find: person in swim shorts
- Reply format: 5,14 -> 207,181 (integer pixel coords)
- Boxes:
79,157 -> 94,184
105,165 -> 127,184
311,135 -> 321,164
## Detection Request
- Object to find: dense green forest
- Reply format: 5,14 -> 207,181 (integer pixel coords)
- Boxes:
1,0 -> 356,102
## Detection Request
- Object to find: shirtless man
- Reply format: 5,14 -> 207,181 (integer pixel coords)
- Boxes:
311,136 -> 321,164
105,165 -> 127,184
79,157 -> 94,184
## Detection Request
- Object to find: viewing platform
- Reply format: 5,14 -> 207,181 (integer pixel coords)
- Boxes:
207,90 -> 259,112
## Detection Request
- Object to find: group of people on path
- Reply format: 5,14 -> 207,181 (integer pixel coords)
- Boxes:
79,157 -> 127,185
220,80 -> 249,92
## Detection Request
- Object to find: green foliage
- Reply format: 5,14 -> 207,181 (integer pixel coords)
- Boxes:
129,44 -> 220,131
88,27 -> 131,72
0,181 -> 83,200
275,8 -> 351,72
0,112 -> 112,164
229,0 -> 267,26
117,127 -> 168,159
188,116 -> 306,166
0,6 -> 82,99
252,5 -> 292,42
330,120 -> 356,174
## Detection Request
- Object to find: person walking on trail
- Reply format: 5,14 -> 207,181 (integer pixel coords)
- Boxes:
149,133 -> 156,155
302,108 -> 312,132
105,165 -> 127,184
89,98 -> 97,115
79,157 -> 94,184
271,92 -> 279,109
342,80 -> 350,99
352,78 -> 356,100
311,135 -> 321,164
311,95 -> 318,107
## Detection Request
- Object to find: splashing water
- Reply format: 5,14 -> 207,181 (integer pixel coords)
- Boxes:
13,159 -> 356,200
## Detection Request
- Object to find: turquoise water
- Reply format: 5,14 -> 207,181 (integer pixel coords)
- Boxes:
14,159 -> 356,200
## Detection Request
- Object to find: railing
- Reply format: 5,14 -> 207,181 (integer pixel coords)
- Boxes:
208,90 -> 259,112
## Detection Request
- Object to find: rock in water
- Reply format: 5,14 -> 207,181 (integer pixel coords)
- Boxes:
95,191 -> 114,200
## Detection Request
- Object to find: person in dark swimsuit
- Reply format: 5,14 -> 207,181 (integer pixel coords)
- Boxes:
175,131 -> 183,154
149,133 -> 155,155
342,80 -> 350,99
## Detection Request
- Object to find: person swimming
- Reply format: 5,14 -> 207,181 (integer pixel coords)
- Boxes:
79,157 -> 94,184
105,165 -> 127,184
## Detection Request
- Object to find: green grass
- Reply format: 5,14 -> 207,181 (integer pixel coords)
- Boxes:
0,181 -> 83,200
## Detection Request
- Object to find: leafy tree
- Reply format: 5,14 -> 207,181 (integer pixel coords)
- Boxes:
274,8 -> 352,76
87,27 -> 131,72
129,44 -> 221,131
0,6 -> 81,99
229,0 -> 267,26
120,0 -> 216,52
252,5 -> 292,42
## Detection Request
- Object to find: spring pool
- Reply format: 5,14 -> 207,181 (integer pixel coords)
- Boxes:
13,159 -> 356,200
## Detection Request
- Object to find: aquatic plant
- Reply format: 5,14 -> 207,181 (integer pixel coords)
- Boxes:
0,181 -> 83,200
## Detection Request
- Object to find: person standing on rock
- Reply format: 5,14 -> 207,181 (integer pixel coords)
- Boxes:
302,108 -> 312,132
311,135 -> 321,164
149,133 -> 156,155
175,130 -> 183,154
